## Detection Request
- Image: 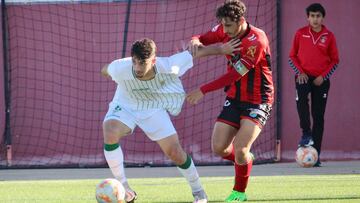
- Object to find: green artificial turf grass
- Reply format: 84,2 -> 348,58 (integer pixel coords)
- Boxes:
0,175 -> 359,202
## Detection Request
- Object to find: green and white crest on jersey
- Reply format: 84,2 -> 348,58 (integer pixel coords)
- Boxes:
114,105 -> 122,112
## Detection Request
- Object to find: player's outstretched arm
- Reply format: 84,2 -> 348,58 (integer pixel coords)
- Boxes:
101,64 -> 110,78
191,38 -> 241,59
186,68 -> 245,105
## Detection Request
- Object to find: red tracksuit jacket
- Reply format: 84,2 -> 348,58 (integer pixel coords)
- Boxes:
289,25 -> 339,79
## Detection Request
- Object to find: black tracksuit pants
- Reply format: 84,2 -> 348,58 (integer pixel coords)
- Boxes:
295,77 -> 330,156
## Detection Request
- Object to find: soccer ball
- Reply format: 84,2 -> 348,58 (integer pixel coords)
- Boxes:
96,178 -> 125,203
295,146 -> 318,167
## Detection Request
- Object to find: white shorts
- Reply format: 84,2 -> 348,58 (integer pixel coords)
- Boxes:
103,103 -> 177,141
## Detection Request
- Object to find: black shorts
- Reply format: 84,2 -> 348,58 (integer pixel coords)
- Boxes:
217,98 -> 272,129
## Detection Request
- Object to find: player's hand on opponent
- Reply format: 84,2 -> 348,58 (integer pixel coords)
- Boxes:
188,38 -> 204,58
296,73 -> 308,84
220,38 -> 241,56
313,75 -> 324,86
186,89 -> 204,105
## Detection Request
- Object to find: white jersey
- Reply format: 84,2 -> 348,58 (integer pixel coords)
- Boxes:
107,51 -> 193,116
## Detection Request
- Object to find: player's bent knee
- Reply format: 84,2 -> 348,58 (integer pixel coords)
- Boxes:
212,145 -> 224,156
103,120 -> 131,144
234,147 -> 249,164
211,142 -> 228,157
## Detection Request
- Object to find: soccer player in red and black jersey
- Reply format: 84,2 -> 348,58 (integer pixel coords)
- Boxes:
289,3 -> 339,167
186,0 -> 274,201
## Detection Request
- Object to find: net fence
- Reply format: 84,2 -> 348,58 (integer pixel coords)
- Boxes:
1,0 -> 278,167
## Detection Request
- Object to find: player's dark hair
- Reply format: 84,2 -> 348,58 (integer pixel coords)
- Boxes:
131,38 -> 156,63
216,0 -> 246,22
306,3 -> 326,17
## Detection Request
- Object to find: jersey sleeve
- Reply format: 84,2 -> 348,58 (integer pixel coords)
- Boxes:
321,33 -> 340,80
200,68 -> 241,94
107,60 -> 123,82
192,24 -> 226,45
156,51 -> 194,77
289,31 -> 305,75
107,58 -> 132,82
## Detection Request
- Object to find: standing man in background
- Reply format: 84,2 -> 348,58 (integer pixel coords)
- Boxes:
289,3 -> 339,167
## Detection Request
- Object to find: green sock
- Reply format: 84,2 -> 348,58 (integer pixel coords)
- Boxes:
178,154 -> 192,169
104,143 -> 119,151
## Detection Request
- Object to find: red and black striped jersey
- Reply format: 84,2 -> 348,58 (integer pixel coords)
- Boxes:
194,23 -> 274,105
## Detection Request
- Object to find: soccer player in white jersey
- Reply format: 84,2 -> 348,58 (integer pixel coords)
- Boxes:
101,38 -> 207,203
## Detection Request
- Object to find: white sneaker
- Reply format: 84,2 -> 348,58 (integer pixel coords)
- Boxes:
124,187 -> 137,203
193,189 -> 208,203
